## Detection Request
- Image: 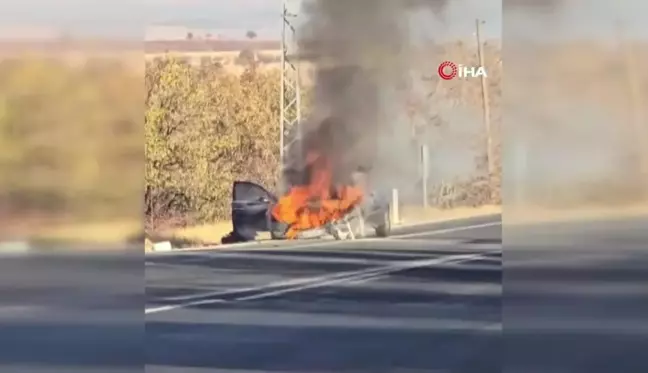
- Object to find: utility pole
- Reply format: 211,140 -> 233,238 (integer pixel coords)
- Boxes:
475,19 -> 495,192
280,0 -> 302,192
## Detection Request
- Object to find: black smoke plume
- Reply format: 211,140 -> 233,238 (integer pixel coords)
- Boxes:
284,0 -> 451,188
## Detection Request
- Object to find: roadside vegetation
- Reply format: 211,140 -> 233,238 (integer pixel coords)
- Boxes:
4,39 -> 645,243
0,56 -> 142,240
144,40 -> 504,235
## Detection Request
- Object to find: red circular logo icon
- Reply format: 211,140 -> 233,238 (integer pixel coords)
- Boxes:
438,61 -> 457,80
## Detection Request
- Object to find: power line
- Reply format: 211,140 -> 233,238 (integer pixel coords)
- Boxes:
279,0 -> 302,192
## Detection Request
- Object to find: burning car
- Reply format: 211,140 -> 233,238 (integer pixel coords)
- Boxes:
222,106 -> 391,244
221,151 -> 391,243
222,179 -> 391,243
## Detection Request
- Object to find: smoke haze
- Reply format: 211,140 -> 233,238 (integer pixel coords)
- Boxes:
503,0 -> 648,216
288,0 -> 452,193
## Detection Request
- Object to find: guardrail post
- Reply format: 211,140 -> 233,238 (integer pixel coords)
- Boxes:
421,144 -> 429,208
391,188 -> 400,225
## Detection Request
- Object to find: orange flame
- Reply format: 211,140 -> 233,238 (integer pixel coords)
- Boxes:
271,151 -> 364,239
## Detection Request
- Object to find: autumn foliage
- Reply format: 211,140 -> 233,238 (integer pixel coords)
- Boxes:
0,42 -> 504,234
145,59 -> 282,229
142,41 -> 504,229
0,56 -> 142,234
3,39 -> 646,238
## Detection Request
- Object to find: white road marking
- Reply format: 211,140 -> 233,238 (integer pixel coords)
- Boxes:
144,216 -> 502,255
147,238 -> 350,256
145,220 -> 502,314
380,239 -> 502,251
155,246 -> 499,302
145,220 -> 502,261
390,221 -> 502,239
151,234 -> 498,303
145,251 -> 497,314
168,251 -> 391,266
154,256 -> 409,303
238,252 -> 498,299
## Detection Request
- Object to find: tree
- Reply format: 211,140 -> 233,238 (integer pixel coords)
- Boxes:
186,32 -> 194,40
246,30 -> 257,40
145,58 -> 282,226
0,58 -> 142,224
237,49 -> 256,66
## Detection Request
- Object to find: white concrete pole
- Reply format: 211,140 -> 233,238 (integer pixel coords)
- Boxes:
391,188 -> 400,225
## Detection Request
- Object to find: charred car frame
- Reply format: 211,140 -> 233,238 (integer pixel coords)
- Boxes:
223,180 -> 391,243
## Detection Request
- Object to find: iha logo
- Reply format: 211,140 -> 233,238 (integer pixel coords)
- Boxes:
438,60 -> 488,80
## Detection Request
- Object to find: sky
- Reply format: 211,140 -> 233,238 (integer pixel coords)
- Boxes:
0,0 -> 646,40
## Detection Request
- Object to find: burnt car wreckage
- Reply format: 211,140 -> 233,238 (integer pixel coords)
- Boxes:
222,178 -> 392,244
221,128 -> 393,242
222,66 -> 392,244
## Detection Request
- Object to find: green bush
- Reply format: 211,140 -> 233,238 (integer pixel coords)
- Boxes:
145,59 -> 282,227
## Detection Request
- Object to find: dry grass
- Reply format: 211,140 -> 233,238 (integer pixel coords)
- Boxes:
156,221 -> 233,245
29,220 -> 141,245
147,220 -> 272,251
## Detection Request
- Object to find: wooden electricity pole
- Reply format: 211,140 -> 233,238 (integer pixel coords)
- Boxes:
475,19 -> 496,194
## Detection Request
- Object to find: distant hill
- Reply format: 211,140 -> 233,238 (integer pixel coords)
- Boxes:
0,39 -> 281,56
145,39 -> 280,54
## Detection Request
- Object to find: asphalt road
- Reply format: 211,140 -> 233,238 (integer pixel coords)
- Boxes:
0,251 -> 140,373
505,215 -> 648,373
145,213 -> 648,373
1,213 -> 645,373
145,214 -> 503,373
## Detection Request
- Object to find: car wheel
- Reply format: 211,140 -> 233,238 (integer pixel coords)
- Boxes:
270,221 -> 289,240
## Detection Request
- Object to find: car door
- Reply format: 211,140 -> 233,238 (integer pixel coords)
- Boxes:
231,181 -> 278,240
